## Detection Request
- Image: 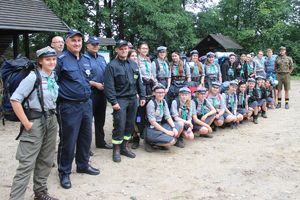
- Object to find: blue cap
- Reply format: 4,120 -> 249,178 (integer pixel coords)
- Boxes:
157,46 -> 167,52
116,40 -> 128,48
206,52 -> 215,57
195,86 -> 207,94
36,46 -> 57,58
87,36 -> 100,44
190,50 -> 199,55
179,87 -> 191,94
211,81 -> 221,87
66,28 -> 83,38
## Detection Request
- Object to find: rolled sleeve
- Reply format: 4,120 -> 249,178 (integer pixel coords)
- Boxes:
170,100 -> 179,117
146,100 -> 156,122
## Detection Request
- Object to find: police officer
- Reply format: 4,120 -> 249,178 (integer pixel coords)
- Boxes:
152,46 -> 171,90
104,40 -> 146,162
56,29 -> 100,189
9,47 -> 58,200
85,36 -> 112,149
275,46 -> 294,109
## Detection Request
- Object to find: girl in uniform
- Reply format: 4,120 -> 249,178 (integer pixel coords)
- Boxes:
203,52 -> 222,88
237,81 -> 252,119
245,54 -> 256,79
192,87 -> 216,137
206,82 -> 226,129
247,78 -> 259,124
222,81 -> 243,128
170,87 -> 195,148
152,46 -> 171,91
145,84 -> 184,151
168,51 -> 191,105
265,79 -> 275,108
9,47 -> 59,200
187,50 -> 204,92
132,42 -> 154,149
128,49 -> 138,63
255,76 -> 268,118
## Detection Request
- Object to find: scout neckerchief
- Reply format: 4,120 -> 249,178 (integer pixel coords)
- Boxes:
162,61 -> 168,74
212,97 -> 217,108
240,68 -> 244,77
257,86 -> 262,98
144,60 -> 150,75
201,100 -> 205,116
229,94 -> 234,109
247,63 -> 251,75
174,63 -> 179,76
228,65 -> 234,77
239,92 -> 245,107
209,64 -> 217,74
46,76 -> 57,96
193,63 -> 199,76
182,105 -> 188,120
159,101 -> 164,116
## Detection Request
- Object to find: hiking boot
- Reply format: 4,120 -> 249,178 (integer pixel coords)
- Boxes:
112,144 -> 121,163
174,137 -> 185,148
34,191 -> 58,200
144,140 -> 155,152
253,115 -> 258,124
276,103 -> 281,109
261,111 -> 267,118
120,140 -> 136,158
285,104 -> 289,109
131,135 -> 140,149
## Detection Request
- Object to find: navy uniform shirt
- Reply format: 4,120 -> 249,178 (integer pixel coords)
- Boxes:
104,57 -> 146,105
85,52 -> 107,84
56,50 -> 93,101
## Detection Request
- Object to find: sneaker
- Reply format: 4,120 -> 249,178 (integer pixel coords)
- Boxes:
285,104 -> 289,109
276,104 -> 281,109
34,191 -> 58,200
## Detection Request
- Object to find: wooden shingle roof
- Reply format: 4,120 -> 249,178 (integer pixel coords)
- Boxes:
0,0 -> 69,33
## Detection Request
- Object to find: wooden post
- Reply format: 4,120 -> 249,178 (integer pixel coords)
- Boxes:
23,33 -> 29,58
13,34 -> 19,58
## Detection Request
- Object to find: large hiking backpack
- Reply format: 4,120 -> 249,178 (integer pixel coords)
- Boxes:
1,56 -> 41,122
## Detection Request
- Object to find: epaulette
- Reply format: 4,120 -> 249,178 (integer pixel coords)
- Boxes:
58,53 -> 66,59
83,54 -> 91,60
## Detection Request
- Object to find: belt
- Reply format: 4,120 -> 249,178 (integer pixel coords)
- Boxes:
58,98 -> 89,104
45,109 -> 56,117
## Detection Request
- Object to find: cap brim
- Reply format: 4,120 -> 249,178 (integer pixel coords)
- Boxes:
67,32 -> 83,38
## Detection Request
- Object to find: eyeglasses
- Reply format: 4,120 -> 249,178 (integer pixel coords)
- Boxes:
53,41 -> 64,44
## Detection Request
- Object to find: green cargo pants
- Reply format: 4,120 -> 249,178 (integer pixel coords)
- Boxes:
9,114 -> 57,200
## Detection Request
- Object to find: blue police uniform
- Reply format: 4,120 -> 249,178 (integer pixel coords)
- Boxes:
56,50 -> 94,176
85,52 -> 108,147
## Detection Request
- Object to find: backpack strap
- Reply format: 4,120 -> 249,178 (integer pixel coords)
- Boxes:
33,69 -> 46,117
154,59 -> 160,76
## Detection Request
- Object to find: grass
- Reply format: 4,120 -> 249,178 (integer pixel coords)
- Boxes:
291,76 -> 300,80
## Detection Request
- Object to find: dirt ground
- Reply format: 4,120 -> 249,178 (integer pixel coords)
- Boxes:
1,81 -> 300,200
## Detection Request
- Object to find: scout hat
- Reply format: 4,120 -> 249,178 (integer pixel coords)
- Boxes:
152,83 -> 166,91
255,75 -> 265,80
179,87 -> 191,94
157,46 -> 167,53
195,86 -> 207,94
36,46 -> 57,58
206,52 -> 215,57
190,50 -> 199,55
211,81 -> 221,88
279,46 -> 286,50
247,78 -> 256,83
229,80 -> 238,87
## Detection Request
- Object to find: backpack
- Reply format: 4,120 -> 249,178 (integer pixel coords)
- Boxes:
1,57 -> 44,124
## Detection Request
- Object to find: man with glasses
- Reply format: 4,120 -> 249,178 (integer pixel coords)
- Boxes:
51,36 -> 64,55
85,36 -> 112,150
